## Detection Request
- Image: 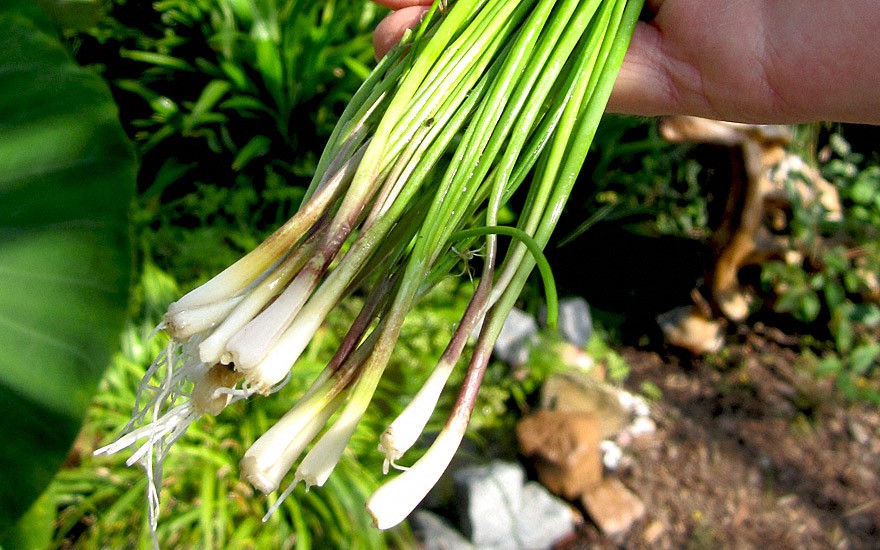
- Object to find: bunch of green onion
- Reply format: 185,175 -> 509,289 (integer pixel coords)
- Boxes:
97,0 -> 643,532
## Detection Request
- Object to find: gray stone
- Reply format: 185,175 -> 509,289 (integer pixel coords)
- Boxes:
512,482 -> 576,549
411,509 -> 474,550
451,462 -> 576,550
549,297 -> 593,348
492,308 -> 538,366
453,462 -> 525,548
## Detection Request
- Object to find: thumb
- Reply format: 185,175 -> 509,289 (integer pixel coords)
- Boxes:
373,4 -> 432,59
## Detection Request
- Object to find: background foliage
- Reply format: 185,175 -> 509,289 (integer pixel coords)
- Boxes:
0,3 -> 135,542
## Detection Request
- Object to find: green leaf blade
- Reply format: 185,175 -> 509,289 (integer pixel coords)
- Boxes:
0,11 -> 136,533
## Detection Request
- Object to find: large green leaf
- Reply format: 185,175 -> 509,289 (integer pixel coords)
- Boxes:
0,9 -> 136,534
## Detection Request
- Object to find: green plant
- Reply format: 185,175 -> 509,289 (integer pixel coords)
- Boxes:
40,2 -> 425,546
94,0 -> 645,536
761,128 -> 880,401
585,331 -> 631,381
0,4 -> 136,543
81,0 -> 380,158
75,0 -> 387,281
559,114 -> 710,247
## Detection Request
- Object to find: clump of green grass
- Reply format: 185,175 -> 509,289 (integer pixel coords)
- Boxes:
761,128 -> 880,403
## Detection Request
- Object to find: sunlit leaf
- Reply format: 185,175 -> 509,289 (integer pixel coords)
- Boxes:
0,9 -> 135,532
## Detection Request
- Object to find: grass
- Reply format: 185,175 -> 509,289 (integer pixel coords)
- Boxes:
48,2 -> 428,545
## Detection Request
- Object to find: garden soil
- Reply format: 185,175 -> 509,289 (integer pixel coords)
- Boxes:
561,324 -> 880,550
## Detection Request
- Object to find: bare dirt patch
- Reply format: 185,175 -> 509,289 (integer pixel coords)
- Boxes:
562,326 -> 880,549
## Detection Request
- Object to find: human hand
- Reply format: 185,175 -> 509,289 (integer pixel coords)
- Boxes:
371,0 -> 880,125
372,0 -> 434,65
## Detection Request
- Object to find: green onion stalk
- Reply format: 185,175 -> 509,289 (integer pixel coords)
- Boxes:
96,0 -> 644,534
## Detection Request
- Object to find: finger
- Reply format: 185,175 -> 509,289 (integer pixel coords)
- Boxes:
373,5 -> 431,59
605,22 -> 683,117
